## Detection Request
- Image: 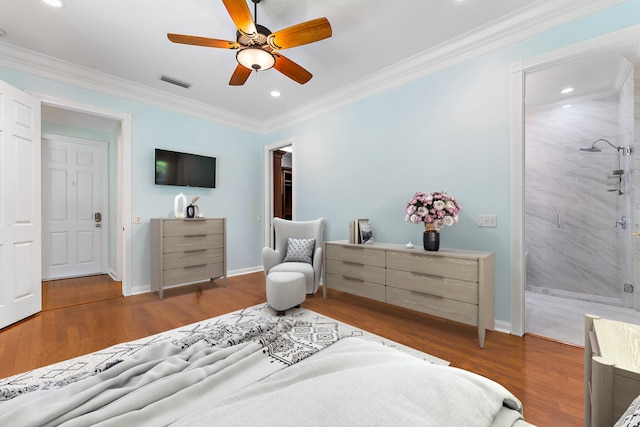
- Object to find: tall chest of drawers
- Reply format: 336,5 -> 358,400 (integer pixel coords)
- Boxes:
150,218 -> 227,299
323,241 -> 494,348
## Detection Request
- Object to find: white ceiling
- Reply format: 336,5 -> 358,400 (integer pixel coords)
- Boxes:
0,0 -> 636,130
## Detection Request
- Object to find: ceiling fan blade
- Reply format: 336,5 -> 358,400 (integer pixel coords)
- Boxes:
168,33 -> 240,49
273,54 -> 312,85
267,17 -> 332,50
222,0 -> 257,38
229,64 -> 252,86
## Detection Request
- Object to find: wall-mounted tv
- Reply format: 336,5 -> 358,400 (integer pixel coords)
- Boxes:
155,148 -> 216,189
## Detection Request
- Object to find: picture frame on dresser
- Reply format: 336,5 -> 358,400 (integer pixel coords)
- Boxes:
349,218 -> 372,244
358,219 -> 373,244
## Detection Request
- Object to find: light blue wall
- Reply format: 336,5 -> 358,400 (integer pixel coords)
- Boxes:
264,0 -> 640,324
1,0 -> 639,325
0,67 -> 263,288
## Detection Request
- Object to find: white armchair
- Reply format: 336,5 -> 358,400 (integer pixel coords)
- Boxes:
262,217 -> 325,295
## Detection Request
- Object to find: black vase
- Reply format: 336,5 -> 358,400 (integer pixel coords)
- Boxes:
423,231 -> 440,251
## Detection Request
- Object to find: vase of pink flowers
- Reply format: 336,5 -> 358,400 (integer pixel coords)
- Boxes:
404,191 -> 462,251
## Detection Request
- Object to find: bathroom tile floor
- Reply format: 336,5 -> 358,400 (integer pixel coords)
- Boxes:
525,291 -> 640,346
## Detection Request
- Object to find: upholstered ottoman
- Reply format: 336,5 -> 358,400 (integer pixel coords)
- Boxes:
266,272 -> 306,316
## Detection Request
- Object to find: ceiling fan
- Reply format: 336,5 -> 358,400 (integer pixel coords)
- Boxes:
167,0 -> 332,86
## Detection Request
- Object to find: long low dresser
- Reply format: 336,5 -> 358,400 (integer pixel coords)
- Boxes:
151,218 -> 227,299
323,241 -> 494,348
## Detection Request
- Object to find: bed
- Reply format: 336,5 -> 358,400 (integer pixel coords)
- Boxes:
0,304 -> 532,426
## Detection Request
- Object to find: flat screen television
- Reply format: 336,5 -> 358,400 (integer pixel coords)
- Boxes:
155,148 -> 216,189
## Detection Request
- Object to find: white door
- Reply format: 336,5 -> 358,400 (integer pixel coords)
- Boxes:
0,80 -> 42,329
42,137 -> 105,279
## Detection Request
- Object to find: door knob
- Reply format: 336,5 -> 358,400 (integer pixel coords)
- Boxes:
94,212 -> 102,222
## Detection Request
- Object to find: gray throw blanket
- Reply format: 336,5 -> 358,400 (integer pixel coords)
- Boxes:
0,318 -> 339,427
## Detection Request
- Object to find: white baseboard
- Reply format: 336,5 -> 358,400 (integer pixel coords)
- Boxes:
132,266 -> 264,296
494,320 -> 513,335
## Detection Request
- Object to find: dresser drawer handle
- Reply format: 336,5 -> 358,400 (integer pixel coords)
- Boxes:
343,261 -> 365,267
185,234 -> 207,238
346,246 -> 366,250
184,264 -> 207,269
184,249 -> 207,253
342,276 -> 364,283
411,271 -> 439,279
410,290 -> 443,300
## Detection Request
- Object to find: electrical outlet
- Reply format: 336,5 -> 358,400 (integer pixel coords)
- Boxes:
132,215 -> 142,224
477,215 -> 497,227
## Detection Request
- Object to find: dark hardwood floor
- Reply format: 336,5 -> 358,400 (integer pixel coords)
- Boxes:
0,272 -> 584,426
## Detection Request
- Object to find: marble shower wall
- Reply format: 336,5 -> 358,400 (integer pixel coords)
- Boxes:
525,88 -> 633,305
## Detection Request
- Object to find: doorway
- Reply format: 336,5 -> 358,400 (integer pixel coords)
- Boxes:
510,26 -> 640,343
273,147 -> 293,220
37,96 -> 133,299
264,141 -> 294,248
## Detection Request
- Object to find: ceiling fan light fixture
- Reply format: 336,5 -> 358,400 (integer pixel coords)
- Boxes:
236,47 -> 275,71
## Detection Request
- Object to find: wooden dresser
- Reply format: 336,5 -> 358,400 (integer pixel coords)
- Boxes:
585,315 -> 640,427
323,241 -> 494,348
150,218 -> 226,299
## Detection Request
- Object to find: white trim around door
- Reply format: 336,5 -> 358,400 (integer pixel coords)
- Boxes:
510,24 -> 640,336
263,140 -> 295,249
33,93 -> 133,296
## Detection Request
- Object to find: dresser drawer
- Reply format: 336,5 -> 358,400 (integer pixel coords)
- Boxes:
386,251 -> 478,282
386,286 -> 479,326
163,262 -> 224,286
162,248 -> 224,270
325,274 -> 385,302
162,219 -> 224,237
325,258 -> 385,284
163,234 -> 224,253
326,244 -> 385,267
386,268 -> 478,304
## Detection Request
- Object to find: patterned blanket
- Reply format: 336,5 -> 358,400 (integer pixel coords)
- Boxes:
0,303 -> 446,403
0,317 -> 339,426
0,304 -> 448,426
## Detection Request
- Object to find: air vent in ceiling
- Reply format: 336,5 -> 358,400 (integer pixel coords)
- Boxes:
160,75 -> 192,89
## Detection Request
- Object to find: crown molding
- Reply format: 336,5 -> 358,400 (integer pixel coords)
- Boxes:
0,42 -> 260,132
264,0 -> 629,132
0,0 -> 628,135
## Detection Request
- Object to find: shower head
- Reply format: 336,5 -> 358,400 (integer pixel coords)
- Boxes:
579,146 -> 601,152
579,138 -> 622,153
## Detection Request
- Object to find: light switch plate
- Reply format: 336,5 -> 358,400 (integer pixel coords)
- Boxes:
477,215 -> 497,227
132,215 -> 142,224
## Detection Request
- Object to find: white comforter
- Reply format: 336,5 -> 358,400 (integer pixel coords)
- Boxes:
173,337 -> 529,427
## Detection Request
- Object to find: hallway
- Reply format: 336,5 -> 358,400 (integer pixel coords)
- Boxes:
43,275 -> 122,311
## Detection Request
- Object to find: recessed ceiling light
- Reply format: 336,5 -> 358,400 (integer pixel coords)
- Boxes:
560,87 -> 574,94
42,0 -> 65,8
270,91 -> 281,98
561,104 -> 572,109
